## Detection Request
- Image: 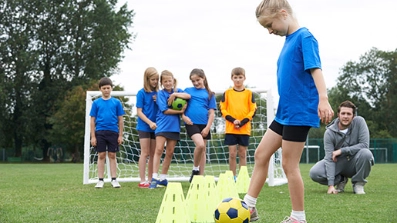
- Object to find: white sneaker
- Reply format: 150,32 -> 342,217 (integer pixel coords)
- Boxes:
111,180 -> 121,188
95,180 -> 104,188
353,182 -> 365,194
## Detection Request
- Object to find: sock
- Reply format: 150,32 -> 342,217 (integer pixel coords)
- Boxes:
111,178 -> 116,181
291,210 -> 306,221
160,174 -> 167,181
99,178 -> 104,181
243,194 -> 257,207
193,166 -> 199,171
152,173 -> 158,179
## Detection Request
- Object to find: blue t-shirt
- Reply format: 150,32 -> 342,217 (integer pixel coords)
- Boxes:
90,97 -> 125,133
155,88 -> 185,134
184,87 -> 217,125
276,27 -> 321,127
136,88 -> 158,132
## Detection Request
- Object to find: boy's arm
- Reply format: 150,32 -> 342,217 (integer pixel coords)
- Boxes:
219,91 -> 236,122
117,116 -> 124,145
90,117 -> 97,146
239,91 -> 257,127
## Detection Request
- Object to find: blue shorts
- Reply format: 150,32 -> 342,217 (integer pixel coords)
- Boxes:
224,134 -> 250,146
269,120 -> 311,142
185,124 -> 211,140
95,130 -> 119,153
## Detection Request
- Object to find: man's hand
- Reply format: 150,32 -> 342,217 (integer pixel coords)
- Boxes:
332,149 -> 342,162
327,185 -> 338,194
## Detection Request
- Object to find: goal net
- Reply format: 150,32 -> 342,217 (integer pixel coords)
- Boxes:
83,89 -> 287,186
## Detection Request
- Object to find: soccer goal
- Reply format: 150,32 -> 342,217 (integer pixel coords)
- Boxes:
83,89 -> 287,186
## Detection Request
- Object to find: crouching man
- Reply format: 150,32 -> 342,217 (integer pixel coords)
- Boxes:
309,100 -> 374,194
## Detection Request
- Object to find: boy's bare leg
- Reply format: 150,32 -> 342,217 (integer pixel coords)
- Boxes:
228,145 -> 238,176
282,140 -> 306,211
108,152 -> 117,178
97,152 -> 106,179
238,145 -> 247,169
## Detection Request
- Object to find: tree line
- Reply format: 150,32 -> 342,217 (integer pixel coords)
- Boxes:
1,1 -> 396,160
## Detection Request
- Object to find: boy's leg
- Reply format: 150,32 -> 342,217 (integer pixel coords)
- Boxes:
97,152 -> 107,179
228,145 -> 238,176
108,152 -> 117,179
237,145 -> 247,168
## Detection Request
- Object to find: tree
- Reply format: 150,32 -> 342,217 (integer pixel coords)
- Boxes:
335,47 -> 397,137
0,0 -> 135,157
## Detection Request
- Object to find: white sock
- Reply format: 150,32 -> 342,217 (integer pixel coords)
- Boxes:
193,166 -> 199,171
152,173 -> 158,179
243,194 -> 257,207
291,210 -> 306,221
160,174 -> 167,181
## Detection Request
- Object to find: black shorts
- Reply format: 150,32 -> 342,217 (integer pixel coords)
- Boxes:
269,120 -> 311,142
155,132 -> 180,141
185,124 -> 211,140
138,131 -> 155,139
224,134 -> 250,146
95,130 -> 120,153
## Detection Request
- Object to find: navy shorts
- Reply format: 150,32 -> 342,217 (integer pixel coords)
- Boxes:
138,131 -> 155,139
185,124 -> 211,140
155,132 -> 180,141
95,130 -> 120,153
269,120 -> 311,142
224,134 -> 250,146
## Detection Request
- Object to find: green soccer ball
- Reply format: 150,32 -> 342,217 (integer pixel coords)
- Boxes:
171,97 -> 187,110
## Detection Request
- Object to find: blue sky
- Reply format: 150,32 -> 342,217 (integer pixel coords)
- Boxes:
114,0 -> 397,96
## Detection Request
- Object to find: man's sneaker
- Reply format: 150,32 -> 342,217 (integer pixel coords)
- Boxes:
138,182 -> 150,188
149,179 -> 160,189
353,182 -> 366,194
158,179 -> 168,187
280,216 -> 307,223
111,180 -> 121,188
249,206 -> 259,222
189,170 -> 200,183
335,176 -> 348,193
95,180 -> 104,188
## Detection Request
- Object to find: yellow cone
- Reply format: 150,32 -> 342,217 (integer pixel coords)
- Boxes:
236,166 -> 250,193
155,182 -> 190,223
216,173 -> 239,205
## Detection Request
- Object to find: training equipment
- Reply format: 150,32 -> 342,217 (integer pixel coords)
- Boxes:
214,197 -> 250,223
83,89 -> 287,186
171,97 -> 187,110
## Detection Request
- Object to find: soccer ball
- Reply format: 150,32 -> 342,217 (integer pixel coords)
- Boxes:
171,97 -> 187,110
214,197 -> 250,223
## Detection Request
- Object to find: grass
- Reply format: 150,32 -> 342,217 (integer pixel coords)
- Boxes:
0,164 -> 396,223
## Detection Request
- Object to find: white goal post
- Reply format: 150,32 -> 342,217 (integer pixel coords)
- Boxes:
83,89 -> 287,186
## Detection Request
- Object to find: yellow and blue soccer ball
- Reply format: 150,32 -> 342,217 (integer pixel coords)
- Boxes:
171,97 -> 187,110
214,197 -> 250,223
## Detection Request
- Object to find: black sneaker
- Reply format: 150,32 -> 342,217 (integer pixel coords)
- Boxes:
189,170 -> 200,183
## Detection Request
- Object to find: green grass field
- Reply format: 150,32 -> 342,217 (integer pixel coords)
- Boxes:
0,163 -> 396,223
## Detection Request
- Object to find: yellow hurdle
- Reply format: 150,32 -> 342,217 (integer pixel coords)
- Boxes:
155,182 -> 190,223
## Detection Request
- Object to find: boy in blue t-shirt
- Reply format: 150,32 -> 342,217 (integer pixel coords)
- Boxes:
90,77 -> 125,188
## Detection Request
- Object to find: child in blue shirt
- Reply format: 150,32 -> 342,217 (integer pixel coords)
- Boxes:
183,68 -> 216,182
136,67 -> 159,188
149,70 -> 191,188
90,77 -> 125,189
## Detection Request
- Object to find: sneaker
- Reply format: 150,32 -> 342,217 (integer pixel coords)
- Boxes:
158,179 -> 168,187
189,170 -> 200,183
138,182 -> 150,188
249,206 -> 259,222
280,216 -> 307,223
95,180 -> 104,189
149,179 -> 160,189
353,182 -> 366,194
111,180 -> 121,188
335,176 -> 348,193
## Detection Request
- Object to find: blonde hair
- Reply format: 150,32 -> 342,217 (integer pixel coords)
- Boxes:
143,67 -> 159,92
160,70 -> 177,89
190,68 -> 214,99
231,67 -> 246,77
255,0 -> 293,19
